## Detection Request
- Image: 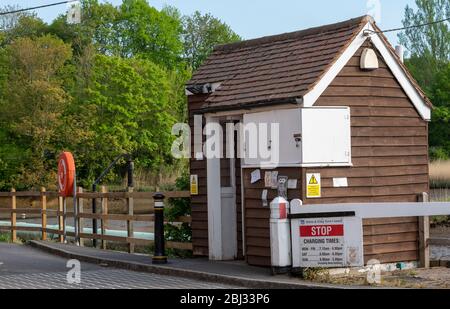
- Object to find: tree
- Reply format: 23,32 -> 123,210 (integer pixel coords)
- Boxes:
115,0 -> 183,68
73,54 -> 177,184
0,35 -> 73,189
182,11 -> 241,70
399,0 -> 449,61
0,9 -> 48,48
0,1 -> 242,189
398,0 -> 449,90
0,5 -> 26,31
399,0 -> 450,160
429,63 -> 450,160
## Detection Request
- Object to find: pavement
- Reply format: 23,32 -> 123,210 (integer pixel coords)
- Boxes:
0,243 -> 240,289
430,237 -> 450,268
28,240 -> 346,289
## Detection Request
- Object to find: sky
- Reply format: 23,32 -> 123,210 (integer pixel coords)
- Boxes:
1,0 -> 417,46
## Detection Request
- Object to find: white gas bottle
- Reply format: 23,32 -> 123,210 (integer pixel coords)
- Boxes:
269,197 -> 291,273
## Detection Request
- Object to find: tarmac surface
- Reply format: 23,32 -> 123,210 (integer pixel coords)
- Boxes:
0,243 -> 240,289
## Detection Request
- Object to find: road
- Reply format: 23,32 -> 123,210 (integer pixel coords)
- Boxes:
0,243 -> 239,289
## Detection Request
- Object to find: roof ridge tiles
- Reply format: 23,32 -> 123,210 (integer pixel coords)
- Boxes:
213,15 -> 372,53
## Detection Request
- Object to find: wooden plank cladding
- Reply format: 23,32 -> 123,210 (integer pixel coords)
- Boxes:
188,94 -> 209,257
243,168 -> 301,267
242,43 -> 427,267
187,17 -> 430,269
307,42 -> 427,265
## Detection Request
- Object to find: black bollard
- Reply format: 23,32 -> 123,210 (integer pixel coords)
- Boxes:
152,192 -> 167,264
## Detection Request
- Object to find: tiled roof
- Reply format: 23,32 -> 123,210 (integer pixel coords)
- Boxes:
187,15 -> 432,112
187,16 -> 370,111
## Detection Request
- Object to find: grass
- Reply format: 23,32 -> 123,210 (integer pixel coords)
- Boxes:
0,232 -> 27,244
431,215 -> 450,227
430,160 -> 450,189
0,232 -> 10,242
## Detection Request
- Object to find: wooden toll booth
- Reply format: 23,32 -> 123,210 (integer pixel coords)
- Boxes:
186,16 -> 432,267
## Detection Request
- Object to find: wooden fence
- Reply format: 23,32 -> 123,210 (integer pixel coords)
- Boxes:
0,187 -> 192,252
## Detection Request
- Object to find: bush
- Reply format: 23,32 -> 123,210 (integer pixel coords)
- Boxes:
165,173 -> 191,243
0,233 -> 10,242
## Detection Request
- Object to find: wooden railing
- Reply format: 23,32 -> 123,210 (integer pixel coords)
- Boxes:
0,188 -> 192,252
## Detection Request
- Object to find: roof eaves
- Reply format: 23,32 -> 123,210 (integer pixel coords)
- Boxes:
372,24 -> 434,109
302,16 -> 372,96
196,97 -> 300,115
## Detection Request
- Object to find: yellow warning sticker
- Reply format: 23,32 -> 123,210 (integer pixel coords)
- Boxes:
190,175 -> 198,195
309,175 -> 319,185
306,173 -> 321,198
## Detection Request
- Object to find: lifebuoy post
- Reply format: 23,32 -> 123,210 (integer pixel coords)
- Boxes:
58,152 -> 77,244
58,152 -> 76,197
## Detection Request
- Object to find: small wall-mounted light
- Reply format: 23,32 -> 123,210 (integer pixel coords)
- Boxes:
293,133 -> 302,148
360,48 -> 379,71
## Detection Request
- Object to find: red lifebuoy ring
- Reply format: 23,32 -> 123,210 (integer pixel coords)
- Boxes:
58,152 -> 76,197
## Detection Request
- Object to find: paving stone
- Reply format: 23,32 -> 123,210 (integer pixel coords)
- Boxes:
0,269 -> 239,289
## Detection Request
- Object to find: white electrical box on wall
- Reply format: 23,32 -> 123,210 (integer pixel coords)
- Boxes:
243,109 -> 302,167
301,107 -> 351,166
242,107 -> 351,167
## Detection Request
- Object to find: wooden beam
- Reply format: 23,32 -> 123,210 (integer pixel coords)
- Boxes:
418,192 -> 430,269
58,196 -> 64,243
78,187 -> 84,247
127,187 -> 134,253
10,188 -> 16,242
41,187 -> 47,241
101,186 -> 108,250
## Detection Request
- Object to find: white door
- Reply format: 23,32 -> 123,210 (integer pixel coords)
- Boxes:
206,118 -> 238,260
220,157 -> 237,260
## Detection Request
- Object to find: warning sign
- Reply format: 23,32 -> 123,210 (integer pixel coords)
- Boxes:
291,216 -> 364,268
306,173 -> 321,198
190,175 -> 198,195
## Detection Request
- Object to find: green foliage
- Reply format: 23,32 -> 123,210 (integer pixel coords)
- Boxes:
165,173 -> 191,243
0,35 -> 73,190
72,54 -> 177,185
0,1 -> 239,191
399,0 -> 449,62
429,106 -> 450,160
0,233 -> 11,243
0,7 -> 47,47
54,0 -> 184,69
182,11 -> 241,70
116,0 -> 183,68
399,0 -> 450,160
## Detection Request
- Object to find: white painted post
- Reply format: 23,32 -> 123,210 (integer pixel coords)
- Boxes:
206,116 -> 223,260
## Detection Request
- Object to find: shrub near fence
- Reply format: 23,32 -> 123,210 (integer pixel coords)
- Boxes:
0,188 -> 192,252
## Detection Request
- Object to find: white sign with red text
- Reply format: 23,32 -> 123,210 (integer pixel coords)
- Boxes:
291,216 -> 363,268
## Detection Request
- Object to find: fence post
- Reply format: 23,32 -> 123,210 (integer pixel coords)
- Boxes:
41,187 -> 47,241
127,187 -> 134,253
10,188 -> 16,243
101,186 -> 108,250
78,187 -> 84,247
152,192 -> 167,264
418,192 -> 430,268
58,196 -> 64,243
